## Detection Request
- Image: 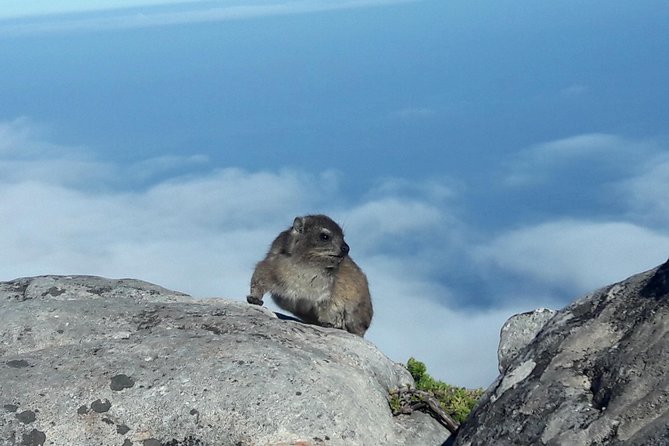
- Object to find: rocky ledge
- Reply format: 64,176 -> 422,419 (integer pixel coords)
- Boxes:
4,258 -> 669,446
0,276 -> 448,446
449,258 -> 669,446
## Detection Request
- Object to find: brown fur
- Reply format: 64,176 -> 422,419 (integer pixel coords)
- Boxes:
247,215 -> 373,336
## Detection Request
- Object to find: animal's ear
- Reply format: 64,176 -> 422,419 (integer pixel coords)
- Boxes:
292,216 -> 306,234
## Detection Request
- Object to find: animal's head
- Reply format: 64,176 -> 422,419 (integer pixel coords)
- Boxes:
288,215 -> 349,268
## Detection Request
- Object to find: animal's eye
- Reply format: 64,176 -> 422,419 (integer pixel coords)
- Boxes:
319,232 -> 330,241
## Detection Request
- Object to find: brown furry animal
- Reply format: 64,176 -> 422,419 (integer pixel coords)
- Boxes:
247,215 -> 373,336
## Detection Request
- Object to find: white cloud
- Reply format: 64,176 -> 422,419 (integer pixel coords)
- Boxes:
0,166 -> 334,296
475,219 -> 669,293
0,117 -> 505,388
527,133 -> 628,160
0,119 -> 334,286
0,117 -> 113,187
502,132 -> 669,230
362,256 -> 520,388
368,177 -> 459,202
0,159 -> 116,188
342,198 -> 444,250
0,117 -> 65,156
618,153 -> 669,226
503,133 -> 657,187
128,154 -> 210,181
0,0 -> 421,35
4,120 -> 667,389
0,0 -> 206,20
0,118 -> 32,153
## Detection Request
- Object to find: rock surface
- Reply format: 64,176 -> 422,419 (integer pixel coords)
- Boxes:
448,259 -> 669,446
497,308 -> 556,373
0,275 -> 449,446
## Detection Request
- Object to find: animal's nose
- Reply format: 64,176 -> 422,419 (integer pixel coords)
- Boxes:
340,243 -> 350,255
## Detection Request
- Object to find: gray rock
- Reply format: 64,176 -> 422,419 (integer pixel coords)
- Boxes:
1,275 -> 449,446
497,308 -> 556,373
448,259 -> 669,446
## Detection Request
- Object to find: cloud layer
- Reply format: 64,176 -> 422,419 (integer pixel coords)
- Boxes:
2,117 -> 668,388
1,117 -> 510,387
476,220 -> 669,293
0,0 -> 419,35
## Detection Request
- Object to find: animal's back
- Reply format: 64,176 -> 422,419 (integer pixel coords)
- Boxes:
332,256 -> 373,336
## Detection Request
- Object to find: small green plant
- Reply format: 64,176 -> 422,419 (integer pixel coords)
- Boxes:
406,357 -> 483,423
388,391 -> 402,413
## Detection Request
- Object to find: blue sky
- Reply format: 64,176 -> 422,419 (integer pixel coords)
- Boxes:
1,0 -> 668,388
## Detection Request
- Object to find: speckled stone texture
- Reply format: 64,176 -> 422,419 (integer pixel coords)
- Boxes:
497,308 -> 556,373
0,276 -> 449,446
448,259 -> 669,446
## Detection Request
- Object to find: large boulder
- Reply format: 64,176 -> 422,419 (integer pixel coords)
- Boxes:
449,259 -> 669,446
0,276 -> 449,446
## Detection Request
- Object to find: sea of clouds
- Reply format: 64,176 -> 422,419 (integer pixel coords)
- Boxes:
2,117 -> 668,388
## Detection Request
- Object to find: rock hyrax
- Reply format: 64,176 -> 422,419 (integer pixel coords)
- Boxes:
247,214 -> 373,336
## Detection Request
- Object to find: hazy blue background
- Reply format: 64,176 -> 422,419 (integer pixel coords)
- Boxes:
2,0 -> 668,387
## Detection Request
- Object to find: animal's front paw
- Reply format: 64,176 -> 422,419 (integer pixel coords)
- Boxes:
247,295 -> 264,305
317,315 -> 345,330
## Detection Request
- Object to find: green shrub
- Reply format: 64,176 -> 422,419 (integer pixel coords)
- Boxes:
406,357 -> 483,423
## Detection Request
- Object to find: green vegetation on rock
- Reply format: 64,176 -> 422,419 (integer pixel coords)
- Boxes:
406,357 -> 484,423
